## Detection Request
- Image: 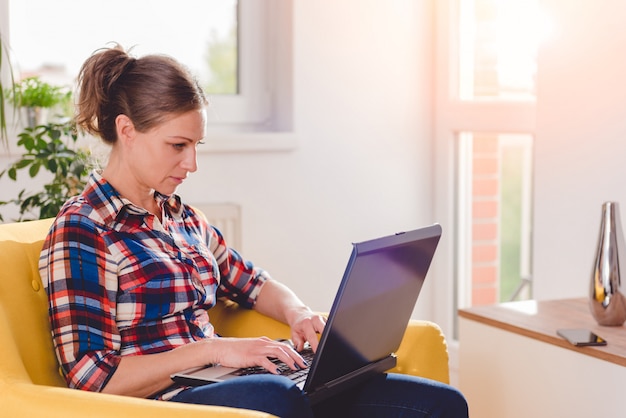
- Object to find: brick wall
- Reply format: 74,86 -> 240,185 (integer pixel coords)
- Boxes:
471,135 -> 501,305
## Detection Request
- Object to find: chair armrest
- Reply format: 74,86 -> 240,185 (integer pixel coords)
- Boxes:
210,301 -> 450,384
210,300 -> 292,339
2,382 -> 274,418
390,319 -> 450,384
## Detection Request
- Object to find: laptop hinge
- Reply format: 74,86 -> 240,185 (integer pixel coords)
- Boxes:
305,354 -> 397,405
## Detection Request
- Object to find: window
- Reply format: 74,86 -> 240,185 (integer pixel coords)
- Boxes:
453,0 -> 541,312
434,0 -> 547,339
5,0 -> 287,134
455,132 -> 533,307
9,0 -> 238,93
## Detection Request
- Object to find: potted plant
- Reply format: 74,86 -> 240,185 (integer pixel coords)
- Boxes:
0,118 -> 91,221
7,76 -> 71,128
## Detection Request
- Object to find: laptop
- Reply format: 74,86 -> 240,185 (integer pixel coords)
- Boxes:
171,224 -> 442,404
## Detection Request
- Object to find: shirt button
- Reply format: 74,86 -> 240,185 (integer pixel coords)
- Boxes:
31,280 -> 41,291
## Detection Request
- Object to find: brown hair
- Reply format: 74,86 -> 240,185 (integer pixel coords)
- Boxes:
75,44 -> 207,144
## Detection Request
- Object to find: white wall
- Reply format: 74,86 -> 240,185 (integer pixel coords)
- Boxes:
1,1 -> 437,316
178,0 -> 436,315
533,0 -> 626,300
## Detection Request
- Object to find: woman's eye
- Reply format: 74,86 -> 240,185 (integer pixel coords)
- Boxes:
171,140 -> 204,150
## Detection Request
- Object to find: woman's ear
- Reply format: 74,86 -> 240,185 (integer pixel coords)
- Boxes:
115,114 -> 136,143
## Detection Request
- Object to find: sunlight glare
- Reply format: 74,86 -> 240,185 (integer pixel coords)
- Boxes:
494,0 -> 555,97
460,0 -> 555,100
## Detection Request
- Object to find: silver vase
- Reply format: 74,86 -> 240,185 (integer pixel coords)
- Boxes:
590,201 -> 626,326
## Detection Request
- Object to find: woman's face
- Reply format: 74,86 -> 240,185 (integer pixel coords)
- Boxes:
127,109 -> 206,196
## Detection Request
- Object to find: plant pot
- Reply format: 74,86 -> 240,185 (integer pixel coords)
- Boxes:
23,107 -> 49,128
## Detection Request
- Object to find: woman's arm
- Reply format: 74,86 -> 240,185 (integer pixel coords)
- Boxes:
253,280 -> 326,352
41,213 -> 123,392
102,335 -> 309,398
100,283 -> 323,397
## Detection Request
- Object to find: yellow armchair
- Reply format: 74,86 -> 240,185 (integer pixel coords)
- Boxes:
0,218 -> 449,417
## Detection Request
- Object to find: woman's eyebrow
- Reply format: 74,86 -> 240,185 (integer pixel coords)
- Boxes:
168,135 -> 197,142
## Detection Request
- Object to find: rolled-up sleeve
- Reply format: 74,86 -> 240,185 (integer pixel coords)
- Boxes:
40,213 -> 122,392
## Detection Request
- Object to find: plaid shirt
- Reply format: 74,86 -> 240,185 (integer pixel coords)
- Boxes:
39,171 -> 269,398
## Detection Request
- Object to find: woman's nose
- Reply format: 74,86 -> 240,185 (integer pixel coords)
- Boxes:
182,148 -> 198,172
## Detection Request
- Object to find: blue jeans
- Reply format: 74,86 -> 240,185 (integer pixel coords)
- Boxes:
170,373 -> 468,418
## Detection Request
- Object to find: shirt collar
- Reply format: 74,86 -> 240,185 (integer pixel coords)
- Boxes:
155,191 -> 185,219
83,170 -> 185,226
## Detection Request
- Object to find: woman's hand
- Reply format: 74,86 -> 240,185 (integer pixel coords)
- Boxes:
286,308 -> 326,352
254,280 -> 327,353
205,336 -> 309,373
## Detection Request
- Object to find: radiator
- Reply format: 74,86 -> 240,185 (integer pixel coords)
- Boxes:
194,203 -> 242,250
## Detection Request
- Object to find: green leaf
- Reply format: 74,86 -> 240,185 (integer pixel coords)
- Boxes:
36,150 -> 52,160
48,159 -> 58,173
15,158 -> 33,169
72,162 -> 86,176
40,202 -> 60,219
21,195 -> 39,213
50,128 -> 61,141
8,167 -> 16,180
36,137 -> 47,150
29,161 -> 41,177
22,136 -> 35,151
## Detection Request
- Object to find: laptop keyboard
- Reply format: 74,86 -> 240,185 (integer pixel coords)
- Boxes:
231,347 -> 315,385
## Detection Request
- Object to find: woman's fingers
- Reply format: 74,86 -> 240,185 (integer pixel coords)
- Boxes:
291,314 -> 326,352
267,341 -> 308,371
212,337 -> 307,373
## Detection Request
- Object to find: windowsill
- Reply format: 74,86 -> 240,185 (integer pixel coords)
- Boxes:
201,131 -> 298,153
0,130 -> 299,157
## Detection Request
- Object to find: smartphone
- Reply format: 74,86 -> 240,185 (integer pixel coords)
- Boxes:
557,328 -> 607,347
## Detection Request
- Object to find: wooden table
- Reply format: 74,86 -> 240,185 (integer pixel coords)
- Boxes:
459,298 -> 626,418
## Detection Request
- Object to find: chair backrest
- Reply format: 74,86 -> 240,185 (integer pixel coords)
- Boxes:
0,218 -> 66,387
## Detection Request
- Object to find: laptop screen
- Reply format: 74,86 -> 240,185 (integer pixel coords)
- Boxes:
305,224 -> 442,391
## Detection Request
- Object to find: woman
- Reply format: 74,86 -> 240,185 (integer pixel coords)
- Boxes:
40,44 -> 467,418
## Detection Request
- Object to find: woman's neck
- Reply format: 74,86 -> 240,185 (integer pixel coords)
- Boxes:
101,162 -> 160,219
